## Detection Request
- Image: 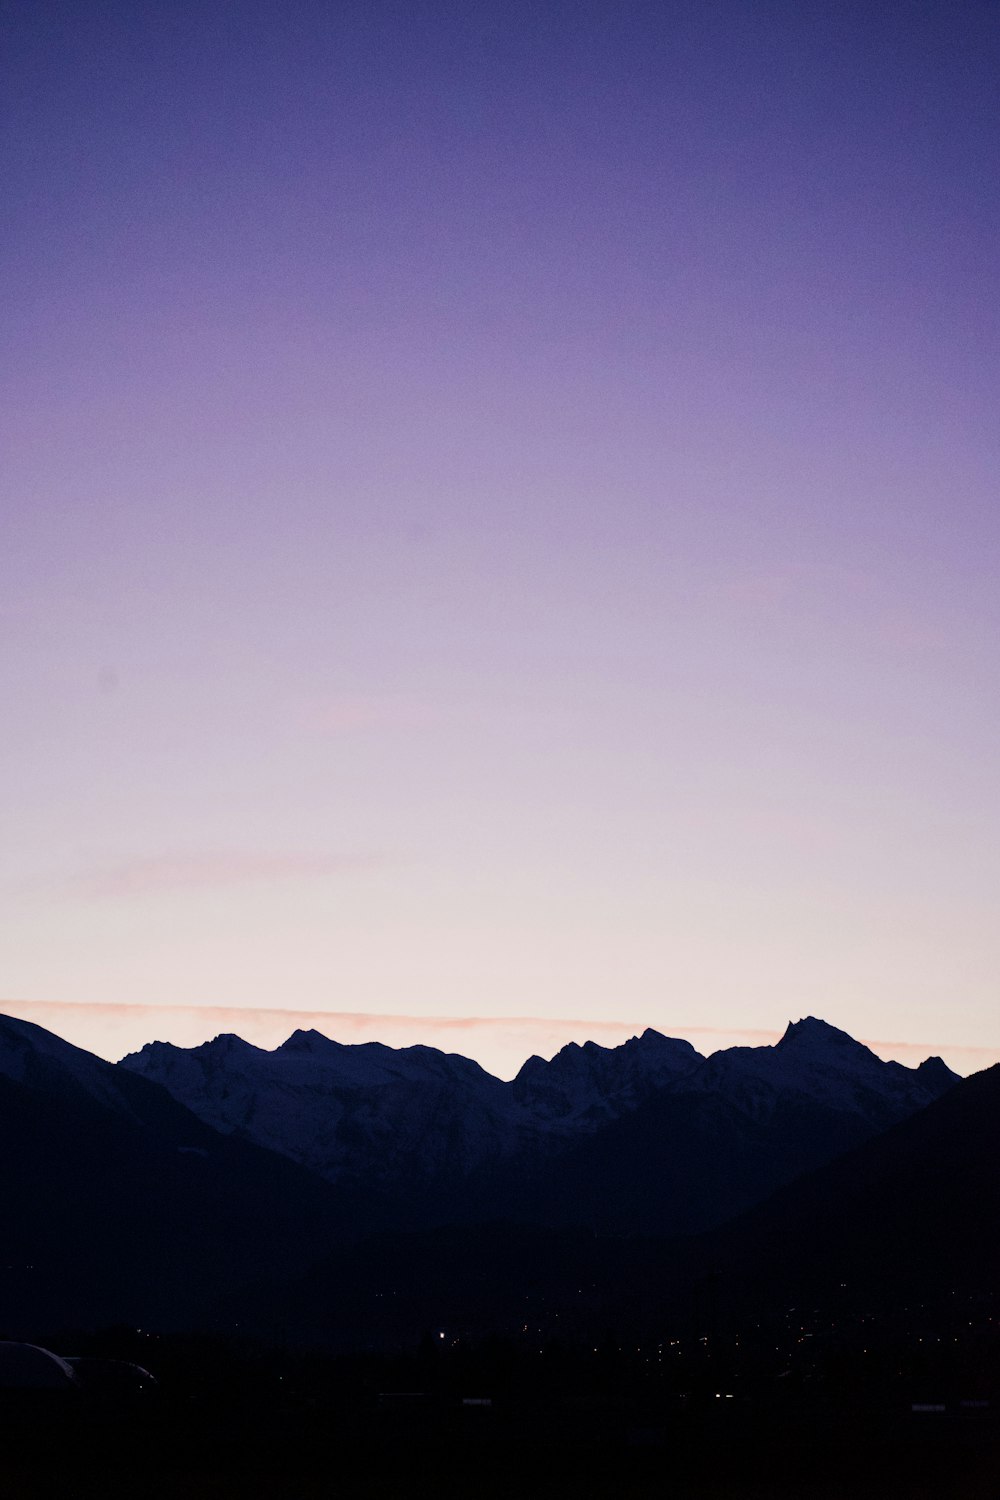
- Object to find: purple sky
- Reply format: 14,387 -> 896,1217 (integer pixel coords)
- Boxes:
3,1 -> 999,1077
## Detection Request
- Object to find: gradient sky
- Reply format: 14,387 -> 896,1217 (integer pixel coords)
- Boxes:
3,0 -> 998,1078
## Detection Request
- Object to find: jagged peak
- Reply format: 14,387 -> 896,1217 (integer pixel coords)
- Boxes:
917,1053 -> 947,1071
125,1038 -> 174,1058
536,1039 -> 600,1071
915,1055 -> 959,1090
125,1032 -> 267,1062
277,1028 -> 342,1054
206,1032 -> 258,1052
775,1016 -> 864,1052
630,1028 -> 701,1057
513,1053 -> 547,1083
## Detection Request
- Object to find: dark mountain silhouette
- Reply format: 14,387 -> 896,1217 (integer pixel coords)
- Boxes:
701,1058 -> 1000,1307
223,1060 -> 1000,1351
0,1010 -> 980,1347
505,1018 -> 961,1235
122,1015 -> 956,1237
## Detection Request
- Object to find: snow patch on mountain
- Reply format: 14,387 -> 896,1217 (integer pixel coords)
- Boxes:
512,1029 -> 703,1124
123,1028 -> 515,1182
120,1015 -> 958,1189
687,1016 -> 955,1121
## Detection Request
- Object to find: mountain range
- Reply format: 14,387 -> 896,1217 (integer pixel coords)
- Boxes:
0,1009 -> 981,1345
121,1015 -> 956,1235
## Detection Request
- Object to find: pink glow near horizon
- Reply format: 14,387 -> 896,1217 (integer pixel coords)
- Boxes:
3,1000 -> 995,1084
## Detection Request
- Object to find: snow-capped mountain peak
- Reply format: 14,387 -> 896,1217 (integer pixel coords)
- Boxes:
510,1027 -> 704,1122
691,1016 -> 958,1120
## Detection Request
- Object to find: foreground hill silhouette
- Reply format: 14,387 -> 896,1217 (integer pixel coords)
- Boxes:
0,1015 -> 346,1334
706,1057 -> 1000,1306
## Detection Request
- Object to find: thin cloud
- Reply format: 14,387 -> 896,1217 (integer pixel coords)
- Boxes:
0,1001 -> 653,1077
67,850 -> 381,899
0,1001 -> 651,1041
1,1001 -> 762,1070
680,1025 -> 780,1041
861,1036 -> 996,1061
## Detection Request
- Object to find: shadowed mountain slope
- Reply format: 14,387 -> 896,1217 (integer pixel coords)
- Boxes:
225,1062 -> 1000,1351
702,1058 -> 1000,1305
0,1015 -> 346,1335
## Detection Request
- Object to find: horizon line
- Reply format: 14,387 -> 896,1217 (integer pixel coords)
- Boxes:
2,998 -> 997,1075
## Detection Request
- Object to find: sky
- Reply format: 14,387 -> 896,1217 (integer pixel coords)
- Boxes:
3,0 -> 998,1080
